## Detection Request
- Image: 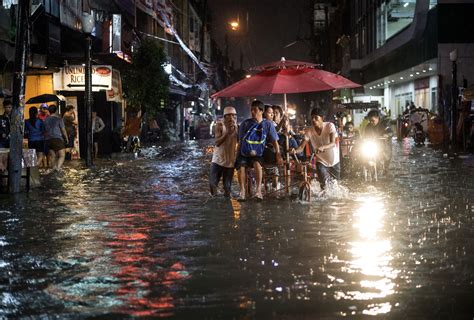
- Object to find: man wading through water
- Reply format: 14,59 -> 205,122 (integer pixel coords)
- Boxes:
236,100 -> 282,201
209,106 -> 238,198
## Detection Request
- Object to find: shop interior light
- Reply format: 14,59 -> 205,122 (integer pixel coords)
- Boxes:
429,67 -> 433,71
229,21 -> 239,30
422,69 -> 426,72
416,72 -> 420,75
391,80 -> 395,82
245,74 -> 251,78
410,74 -> 414,77
400,76 -> 404,80
403,2 -> 409,7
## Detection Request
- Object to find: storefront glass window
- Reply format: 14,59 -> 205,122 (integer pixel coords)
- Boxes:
386,0 -> 416,39
376,0 -> 416,46
394,92 -> 413,116
431,88 -> 437,111
429,1 -> 437,9
1,0 -> 17,9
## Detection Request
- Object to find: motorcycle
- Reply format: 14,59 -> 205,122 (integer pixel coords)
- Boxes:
397,115 -> 410,140
358,138 -> 386,182
122,135 -> 141,155
413,122 -> 425,146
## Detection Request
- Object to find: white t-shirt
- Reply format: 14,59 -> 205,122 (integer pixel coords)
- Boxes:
304,122 -> 340,167
212,121 -> 237,168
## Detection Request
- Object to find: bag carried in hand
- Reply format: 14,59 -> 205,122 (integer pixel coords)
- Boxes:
240,122 -> 267,157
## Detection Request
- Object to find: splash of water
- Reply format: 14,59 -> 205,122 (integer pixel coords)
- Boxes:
140,147 -> 162,159
311,179 -> 351,200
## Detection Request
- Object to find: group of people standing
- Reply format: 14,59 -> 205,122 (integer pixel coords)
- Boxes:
0,100 -> 105,172
209,100 -> 341,201
24,104 -> 71,171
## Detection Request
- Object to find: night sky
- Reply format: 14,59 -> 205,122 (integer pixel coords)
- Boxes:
207,0 -> 314,71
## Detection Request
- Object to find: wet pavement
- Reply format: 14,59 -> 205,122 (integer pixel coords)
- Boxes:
0,139 -> 473,319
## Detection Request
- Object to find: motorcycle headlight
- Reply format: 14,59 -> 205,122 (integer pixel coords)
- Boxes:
361,140 -> 379,158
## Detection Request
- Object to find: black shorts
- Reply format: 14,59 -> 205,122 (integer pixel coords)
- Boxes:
93,132 -> 99,143
28,140 -> 45,154
46,138 -> 65,152
235,154 -> 264,170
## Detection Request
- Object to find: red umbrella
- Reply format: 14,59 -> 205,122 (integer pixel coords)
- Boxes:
211,58 -> 360,99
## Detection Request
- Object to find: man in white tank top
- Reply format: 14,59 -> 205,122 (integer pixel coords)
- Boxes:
209,106 -> 238,197
292,108 -> 340,189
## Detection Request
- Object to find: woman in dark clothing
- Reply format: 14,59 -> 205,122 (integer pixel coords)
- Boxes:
24,107 -> 46,167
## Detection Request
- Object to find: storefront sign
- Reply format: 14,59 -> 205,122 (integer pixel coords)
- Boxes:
53,65 -> 112,91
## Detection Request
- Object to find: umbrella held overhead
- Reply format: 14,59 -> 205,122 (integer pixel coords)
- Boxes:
26,94 -> 66,104
211,58 -> 360,99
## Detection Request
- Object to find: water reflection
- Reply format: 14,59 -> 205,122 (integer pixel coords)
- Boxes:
0,141 -> 472,318
337,195 -> 397,315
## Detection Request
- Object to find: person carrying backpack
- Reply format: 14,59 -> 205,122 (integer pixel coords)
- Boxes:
236,100 -> 282,201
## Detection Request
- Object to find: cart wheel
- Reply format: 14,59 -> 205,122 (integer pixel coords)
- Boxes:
298,182 -> 311,202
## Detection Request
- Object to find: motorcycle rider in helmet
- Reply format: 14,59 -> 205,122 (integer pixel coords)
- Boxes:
364,109 -> 393,162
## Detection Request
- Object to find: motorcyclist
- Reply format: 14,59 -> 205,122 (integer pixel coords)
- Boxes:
122,111 -> 142,152
363,109 -> 392,162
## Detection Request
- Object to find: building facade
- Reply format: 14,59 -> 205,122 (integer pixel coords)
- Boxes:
0,0 -> 225,156
344,0 -> 474,127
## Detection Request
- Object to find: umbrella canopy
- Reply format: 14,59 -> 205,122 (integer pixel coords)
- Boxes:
26,94 -> 64,104
211,58 -> 360,98
251,59 -> 320,71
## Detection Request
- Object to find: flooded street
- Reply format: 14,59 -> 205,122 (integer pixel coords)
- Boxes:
0,140 -> 473,319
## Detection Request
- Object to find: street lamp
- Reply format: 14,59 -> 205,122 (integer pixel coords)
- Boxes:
82,12 -> 94,166
449,49 -> 458,154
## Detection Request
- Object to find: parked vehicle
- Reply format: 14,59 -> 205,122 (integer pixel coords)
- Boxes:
413,122 -> 425,146
397,115 -> 411,140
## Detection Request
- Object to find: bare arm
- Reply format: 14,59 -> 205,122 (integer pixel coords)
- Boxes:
293,138 -> 308,154
214,122 -> 226,146
61,127 -> 69,143
272,140 -> 283,165
97,118 -> 106,133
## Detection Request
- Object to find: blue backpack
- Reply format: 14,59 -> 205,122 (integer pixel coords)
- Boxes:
240,121 -> 267,157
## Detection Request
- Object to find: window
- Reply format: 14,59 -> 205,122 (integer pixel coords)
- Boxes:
376,3 -> 386,48
431,87 -> 437,111
394,92 -> 413,115
429,0 -> 437,9
415,88 -> 429,109
376,0 -> 415,47
2,0 -> 17,8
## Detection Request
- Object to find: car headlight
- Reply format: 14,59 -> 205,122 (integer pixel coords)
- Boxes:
361,140 -> 379,158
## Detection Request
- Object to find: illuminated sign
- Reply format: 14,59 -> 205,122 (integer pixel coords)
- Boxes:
53,65 -> 113,91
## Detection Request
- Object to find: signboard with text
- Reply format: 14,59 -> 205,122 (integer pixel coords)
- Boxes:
53,65 -> 113,92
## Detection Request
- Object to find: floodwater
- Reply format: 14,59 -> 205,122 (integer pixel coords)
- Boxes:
0,140 -> 473,319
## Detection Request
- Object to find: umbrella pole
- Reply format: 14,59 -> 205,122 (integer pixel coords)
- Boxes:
283,93 -> 290,195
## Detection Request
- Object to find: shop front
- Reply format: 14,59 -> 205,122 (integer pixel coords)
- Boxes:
53,65 -> 122,158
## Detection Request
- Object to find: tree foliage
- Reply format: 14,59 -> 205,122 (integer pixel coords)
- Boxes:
122,38 -> 169,119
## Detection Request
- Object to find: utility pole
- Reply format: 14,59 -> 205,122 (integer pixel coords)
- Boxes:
82,12 -> 94,167
9,0 -> 31,193
449,49 -> 458,155
84,35 -> 93,166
